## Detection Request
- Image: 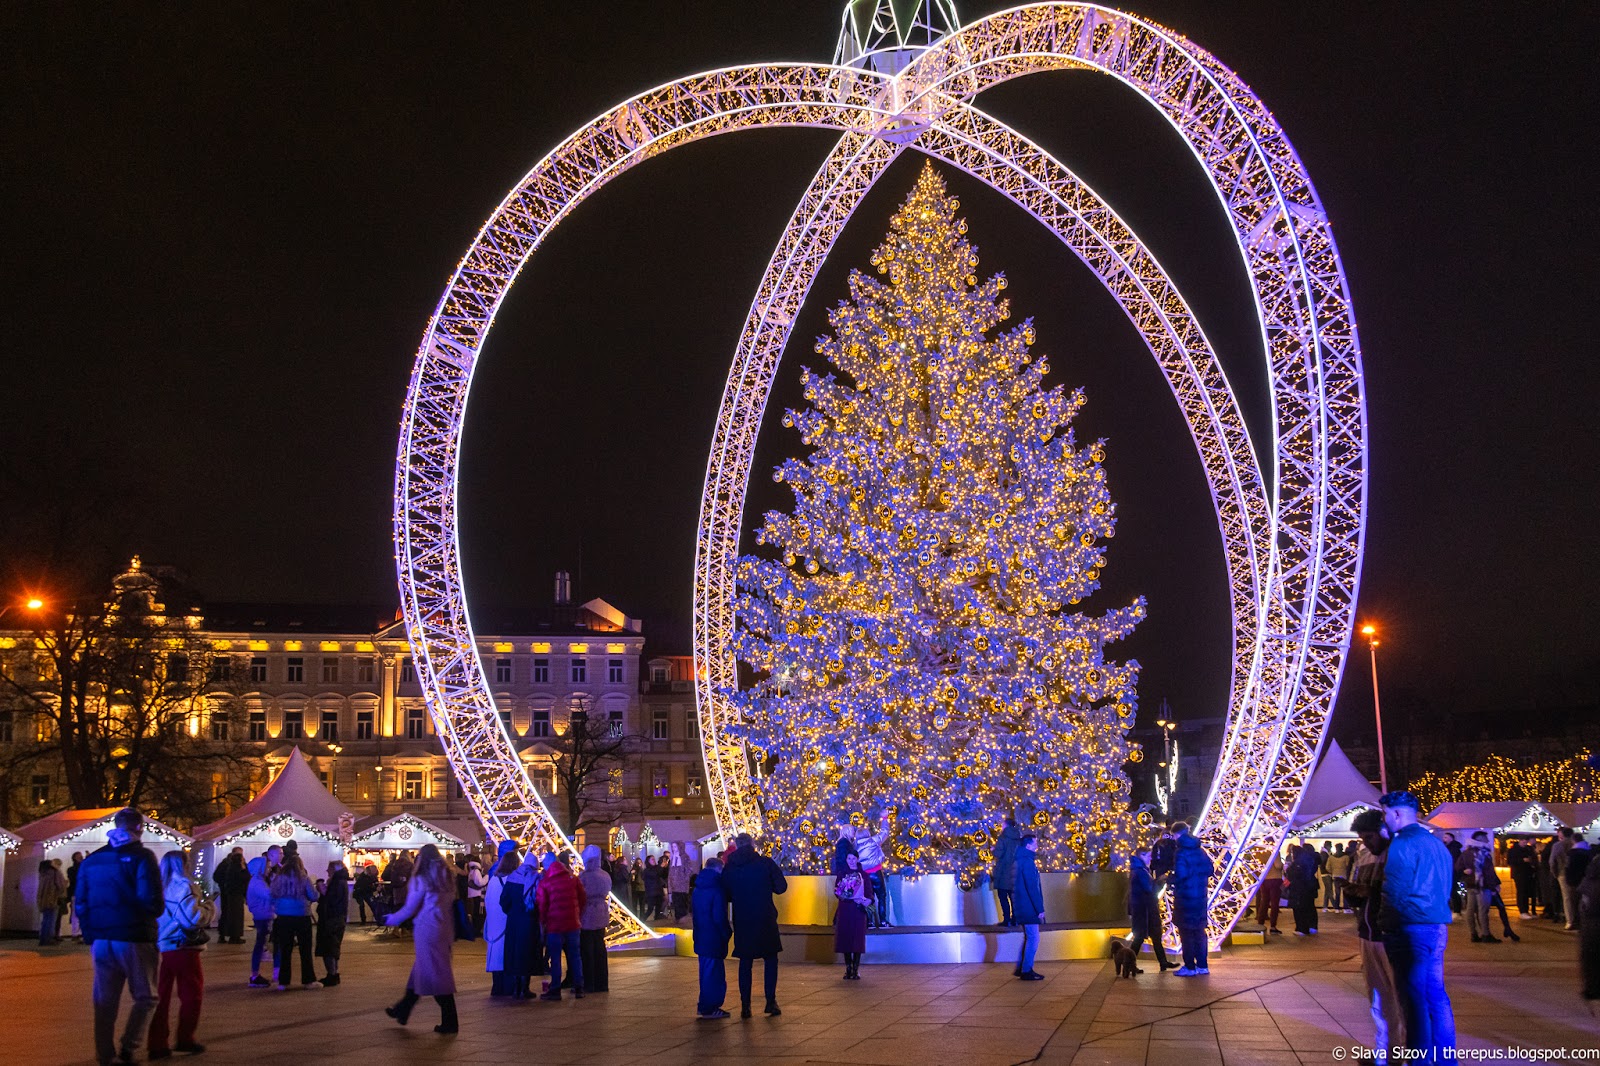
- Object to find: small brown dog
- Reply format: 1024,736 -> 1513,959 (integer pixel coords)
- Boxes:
1110,937 -> 1139,978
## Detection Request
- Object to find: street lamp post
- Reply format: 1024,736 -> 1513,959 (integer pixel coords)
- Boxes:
1361,624 -> 1388,793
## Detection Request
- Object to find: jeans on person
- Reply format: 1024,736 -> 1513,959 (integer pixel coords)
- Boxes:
1254,882 -> 1281,929
697,955 -> 727,1014
1128,906 -> 1172,968
546,929 -> 582,994
868,869 -> 889,925
40,906 -> 58,945
250,917 -> 274,977
1487,890 -> 1514,935
92,939 -> 160,1064
273,914 -> 316,985
997,889 -> 1014,926
148,948 -> 204,1054
1016,923 -> 1040,973
1178,925 -> 1208,970
1383,923 -> 1455,1063
1322,875 -> 1335,907
1463,889 -> 1490,938
738,954 -> 779,1006
1559,880 -> 1579,929
1359,938 -> 1404,1063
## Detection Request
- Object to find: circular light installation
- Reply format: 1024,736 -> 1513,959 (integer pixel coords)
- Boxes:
394,4 -> 1366,944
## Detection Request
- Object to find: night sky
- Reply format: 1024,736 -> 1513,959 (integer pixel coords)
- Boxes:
3,2 -> 1595,740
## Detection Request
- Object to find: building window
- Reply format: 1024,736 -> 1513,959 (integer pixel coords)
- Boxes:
499,706 -> 514,734
357,657 -> 375,684
209,657 -> 233,683
0,710 -> 12,743
286,657 -> 304,683
322,657 -> 339,683
31,774 -> 50,806
530,767 -> 554,795
607,766 -> 623,798
570,658 -> 587,683
401,659 -> 416,683
651,767 -> 669,798
495,658 -> 513,683
250,656 -> 268,683
688,770 -> 703,797
318,771 -> 332,793
651,664 -> 669,684
402,770 -> 424,801
209,705 -> 229,741
686,710 -> 699,741
607,658 -> 624,683
167,653 -> 189,684
652,708 -> 669,740
406,704 -> 426,739
282,706 -> 304,739
530,709 -> 551,738
608,709 -> 624,737
320,710 -> 338,742
356,707 -> 374,740
533,658 -> 549,683
249,707 -> 267,741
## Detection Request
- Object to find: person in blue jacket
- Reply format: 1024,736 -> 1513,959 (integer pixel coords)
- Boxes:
1169,822 -> 1215,976
1379,790 -> 1456,1063
1013,834 -> 1046,980
76,807 -> 164,1066
691,857 -> 731,1018
1127,847 -> 1174,973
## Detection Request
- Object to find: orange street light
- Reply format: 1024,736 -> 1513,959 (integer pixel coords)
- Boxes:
1360,623 -> 1387,792
26,598 -> 44,611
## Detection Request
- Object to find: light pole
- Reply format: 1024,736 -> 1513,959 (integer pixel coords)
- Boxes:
1361,624 -> 1388,793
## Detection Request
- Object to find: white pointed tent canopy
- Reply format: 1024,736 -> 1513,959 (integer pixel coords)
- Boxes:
393,2 -> 1368,944
192,746 -> 353,878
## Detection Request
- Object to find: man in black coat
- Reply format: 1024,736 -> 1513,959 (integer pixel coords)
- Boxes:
212,847 -> 250,943
75,807 -> 163,1066
721,832 -> 788,1017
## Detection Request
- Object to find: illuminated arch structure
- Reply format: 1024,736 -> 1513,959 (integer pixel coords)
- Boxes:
394,2 -> 1367,945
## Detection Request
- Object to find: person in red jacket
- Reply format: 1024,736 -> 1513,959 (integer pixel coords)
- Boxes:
535,852 -> 587,1001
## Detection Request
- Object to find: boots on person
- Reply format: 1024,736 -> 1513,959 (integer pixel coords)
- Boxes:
740,1000 -> 752,1019
386,989 -> 419,1025
765,1000 -> 782,1015
435,995 -> 459,1034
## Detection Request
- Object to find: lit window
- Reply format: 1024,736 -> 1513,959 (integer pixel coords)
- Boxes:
321,658 -> 339,683
356,707 -> 374,740
286,657 -> 304,683
209,705 -> 230,741
31,774 -> 50,806
688,770 -> 703,797
570,658 -> 587,683
282,706 -> 304,739
406,704 -> 426,739
495,658 -> 513,683
530,767 -> 554,795
533,658 -> 549,683
499,705 -> 513,733
402,770 -> 424,800
651,767 -> 669,797
608,766 -> 623,797
530,709 -> 551,738
608,709 -> 624,738
401,659 -> 416,683
250,657 -> 268,683
652,709 -> 669,741
320,709 -> 338,742
607,658 -> 624,683
357,657 -> 376,684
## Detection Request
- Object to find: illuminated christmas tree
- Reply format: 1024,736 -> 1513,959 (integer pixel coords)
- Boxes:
730,163 -> 1147,880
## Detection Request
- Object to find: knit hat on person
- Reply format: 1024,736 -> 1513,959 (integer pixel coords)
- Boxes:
497,839 -> 518,857
541,851 -> 559,868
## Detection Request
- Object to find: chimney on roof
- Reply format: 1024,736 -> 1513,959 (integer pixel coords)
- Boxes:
554,570 -> 572,605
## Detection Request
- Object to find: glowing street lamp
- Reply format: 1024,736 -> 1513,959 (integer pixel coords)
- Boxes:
1361,624 -> 1388,793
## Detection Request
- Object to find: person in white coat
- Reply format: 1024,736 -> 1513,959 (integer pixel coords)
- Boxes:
384,844 -> 459,1034
149,851 -> 216,1058
483,840 -> 518,997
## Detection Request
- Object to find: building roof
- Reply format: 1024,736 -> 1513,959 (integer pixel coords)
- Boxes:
14,807 -> 192,848
192,746 -> 352,841
1292,740 -> 1382,826
203,602 -> 397,635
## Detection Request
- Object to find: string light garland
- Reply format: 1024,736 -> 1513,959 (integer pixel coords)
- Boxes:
207,811 -> 342,848
1411,751 -> 1597,812
729,164 -> 1146,882
40,814 -> 192,851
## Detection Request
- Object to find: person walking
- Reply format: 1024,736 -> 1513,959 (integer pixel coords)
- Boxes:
578,845 -> 611,993
210,848 -> 248,945
536,851 -> 587,1001
1379,790 -> 1456,1063
992,815 -> 1022,928
1456,834 -> 1497,943
352,863 -> 378,924
317,861 -> 350,986
148,851 -> 215,1060
269,852 -> 321,989
1170,822 -> 1215,976
483,842 -> 518,996
500,849 -> 546,999
855,815 -> 893,928
36,858 -> 69,945
692,856 -> 732,1018
244,857 -> 275,987
75,807 -> 163,1066
668,844 -> 692,922
1013,834 -> 1047,981
1346,810 -> 1405,1062
1287,843 -> 1319,935
723,832 -> 788,1016
1127,845 -> 1174,974
384,844 -> 459,1034
833,851 -> 873,980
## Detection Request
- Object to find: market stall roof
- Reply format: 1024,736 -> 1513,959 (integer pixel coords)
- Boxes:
15,807 -> 191,849
620,817 -> 719,845
349,812 -> 468,851
1289,740 -> 1382,830
1540,802 -> 1600,830
192,746 -> 351,842
2,825 -> 24,851
1423,801 -> 1561,833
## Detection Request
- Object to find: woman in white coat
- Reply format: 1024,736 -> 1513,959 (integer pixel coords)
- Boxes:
384,844 -> 458,1034
483,840 -> 518,996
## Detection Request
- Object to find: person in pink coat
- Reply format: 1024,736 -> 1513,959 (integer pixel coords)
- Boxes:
384,844 -> 459,1034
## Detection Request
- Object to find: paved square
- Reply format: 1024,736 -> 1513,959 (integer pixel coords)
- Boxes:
4,916 -> 1594,1064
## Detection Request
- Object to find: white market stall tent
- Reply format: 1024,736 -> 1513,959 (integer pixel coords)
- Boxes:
0,826 -> 21,930
346,812 -> 470,872
192,746 -> 353,885
1288,740 -> 1384,840
1423,801 -> 1600,839
2,808 -> 191,933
